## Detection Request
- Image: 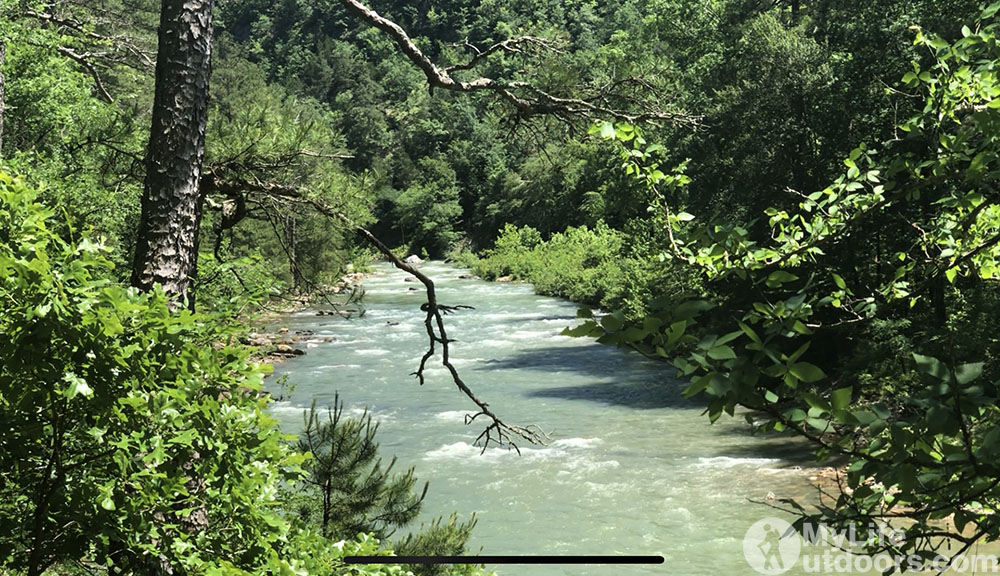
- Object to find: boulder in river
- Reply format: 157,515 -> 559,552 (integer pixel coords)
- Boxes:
404,254 -> 423,265
274,344 -> 305,356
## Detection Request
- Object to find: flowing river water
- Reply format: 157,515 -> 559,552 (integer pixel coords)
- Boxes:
268,262 -> 820,575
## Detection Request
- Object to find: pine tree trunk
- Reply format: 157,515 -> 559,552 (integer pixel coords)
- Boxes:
131,0 -> 215,304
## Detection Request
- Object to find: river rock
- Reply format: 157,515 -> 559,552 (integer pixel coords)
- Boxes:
274,344 -> 305,356
242,333 -> 272,347
404,254 -> 423,265
496,275 -> 512,283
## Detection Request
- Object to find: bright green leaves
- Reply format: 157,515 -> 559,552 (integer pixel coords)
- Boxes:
598,120 -> 616,139
98,482 -> 117,512
0,175 -> 312,573
62,372 -> 94,400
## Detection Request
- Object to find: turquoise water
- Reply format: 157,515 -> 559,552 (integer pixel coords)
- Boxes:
269,262 -> 816,575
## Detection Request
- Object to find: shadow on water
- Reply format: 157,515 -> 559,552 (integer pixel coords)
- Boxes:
490,314 -> 579,324
478,345 -> 697,409
709,440 -> 825,467
478,345 -> 644,375
524,380 -> 696,409
704,426 -> 837,467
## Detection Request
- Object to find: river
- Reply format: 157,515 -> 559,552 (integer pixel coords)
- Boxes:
268,261 -> 817,575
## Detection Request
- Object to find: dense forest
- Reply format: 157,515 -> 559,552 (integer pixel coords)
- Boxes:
3,0 -> 1000,573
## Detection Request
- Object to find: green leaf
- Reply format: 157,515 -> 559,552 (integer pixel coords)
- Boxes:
789,362 -> 825,383
738,321 -> 761,344
955,362 -> 984,386
600,121 -> 615,139
765,271 -> 798,288
673,299 -> 714,321
600,311 -> 625,332
63,372 -> 94,400
784,408 -> 807,423
806,417 -> 831,432
803,392 -> 831,412
675,212 -> 696,222
913,353 -> 949,381
830,387 -> 852,411
707,345 -> 737,360
832,273 -> 846,290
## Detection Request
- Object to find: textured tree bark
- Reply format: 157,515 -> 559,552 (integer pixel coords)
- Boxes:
131,0 -> 215,304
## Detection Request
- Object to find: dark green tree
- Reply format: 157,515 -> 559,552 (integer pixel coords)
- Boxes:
292,397 -> 428,540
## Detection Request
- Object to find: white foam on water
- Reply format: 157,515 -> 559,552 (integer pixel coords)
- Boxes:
382,332 -> 421,343
551,437 -> 601,449
447,357 -> 486,366
468,339 -> 513,349
756,466 -> 807,476
479,312 -> 548,321
563,458 -> 621,474
424,437 -> 606,470
424,441 -> 564,464
312,364 -> 362,370
335,337 -> 374,344
434,410 -> 474,422
510,330 -> 557,340
693,456 -> 782,469
268,403 -> 310,417
345,406 -> 396,422
424,442 -> 495,460
583,481 -> 632,494
353,348 -> 391,356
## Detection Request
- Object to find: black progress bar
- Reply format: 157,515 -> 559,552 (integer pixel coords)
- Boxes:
345,556 -> 664,565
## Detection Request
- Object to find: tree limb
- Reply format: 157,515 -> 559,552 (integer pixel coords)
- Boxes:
204,176 -> 547,450
55,46 -> 115,103
338,0 -> 699,126
444,36 -> 564,73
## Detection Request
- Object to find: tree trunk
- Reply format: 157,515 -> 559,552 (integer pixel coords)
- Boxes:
131,0 -> 215,304
287,215 -> 299,292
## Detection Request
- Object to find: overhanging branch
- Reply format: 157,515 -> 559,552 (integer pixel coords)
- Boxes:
204,176 -> 547,451
338,0 -> 700,126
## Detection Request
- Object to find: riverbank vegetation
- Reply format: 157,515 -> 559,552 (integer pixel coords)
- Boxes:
4,0 -> 1000,572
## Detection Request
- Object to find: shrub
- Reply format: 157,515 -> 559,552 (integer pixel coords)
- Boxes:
0,172 -> 410,575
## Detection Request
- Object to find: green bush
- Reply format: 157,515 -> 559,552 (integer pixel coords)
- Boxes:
468,222 -> 698,318
0,172 -> 422,575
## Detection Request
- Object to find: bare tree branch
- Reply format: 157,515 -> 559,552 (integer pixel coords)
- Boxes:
338,0 -> 700,126
204,175 -> 547,451
444,36 -> 565,73
54,46 -> 115,103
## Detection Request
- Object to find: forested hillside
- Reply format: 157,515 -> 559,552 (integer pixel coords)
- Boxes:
4,0 -> 1000,573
